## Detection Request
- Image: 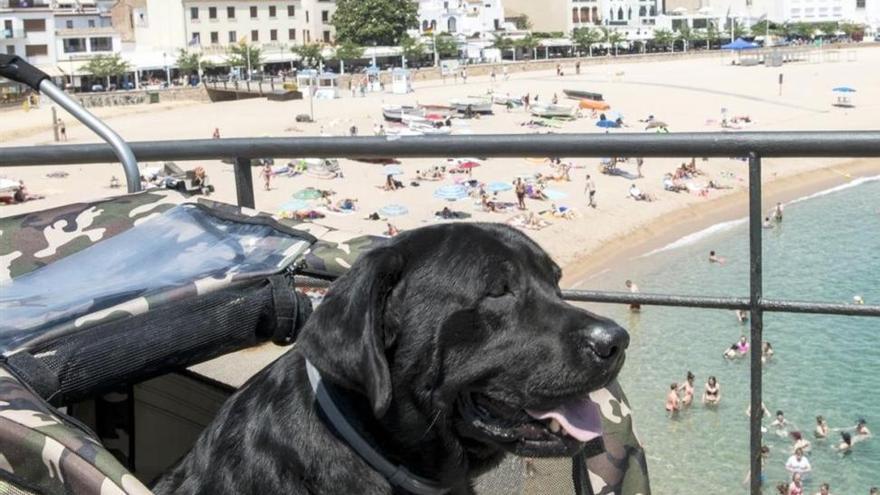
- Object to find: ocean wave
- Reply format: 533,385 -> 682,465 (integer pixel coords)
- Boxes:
640,175 -> 880,257
641,218 -> 748,257
787,174 -> 880,205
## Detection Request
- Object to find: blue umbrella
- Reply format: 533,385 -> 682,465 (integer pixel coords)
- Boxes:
596,119 -> 619,129
379,204 -> 409,217
832,87 -> 856,93
279,199 -> 310,212
382,164 -> 404,176
721,38 -> 759,50
543,188 -> 568,200
433,184 -> 469,201
486,181 -> 513,193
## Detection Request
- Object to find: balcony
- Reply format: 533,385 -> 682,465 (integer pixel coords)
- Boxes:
1,27 -> 26,39
1,0 -> 51,8
55,26 -> 115,37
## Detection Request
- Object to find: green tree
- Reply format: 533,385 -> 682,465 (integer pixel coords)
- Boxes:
513,15 -> 532,30
490,33 -> 515,60
175,49 -> 212,76
677,24 -> 695,52
606,30 -> 625,56
571,27 -> 603,56
839,22 -> 865,39
226,42 -> 263,76
292,42 -> 324,68
81,53 -> 131,87
515,33 -> 539,59
400,34 -> 426,64
750,20 -> 775,37
704,21 -> 719,49
331,0 -> 418,45
332,41 -> 363,73
434,34 -> 459,58
652,28 -> 674,52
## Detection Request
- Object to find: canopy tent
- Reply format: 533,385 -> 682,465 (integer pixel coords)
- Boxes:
721,38 -> 759,50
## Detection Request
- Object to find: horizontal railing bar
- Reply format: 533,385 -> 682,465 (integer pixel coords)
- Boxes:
561,290 -> 880,317
2,132 -> 880,166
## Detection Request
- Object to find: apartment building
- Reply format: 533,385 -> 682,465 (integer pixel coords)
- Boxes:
1,0 -> 56,69
417,0 -> 506,37
666,0 -> 880,29
504,0 -> 660,33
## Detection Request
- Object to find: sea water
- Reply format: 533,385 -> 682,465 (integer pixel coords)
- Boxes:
579,177 -> 880,494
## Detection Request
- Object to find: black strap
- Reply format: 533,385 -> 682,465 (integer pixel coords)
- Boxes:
305,359 -> 450,495
0,54 -> 49,90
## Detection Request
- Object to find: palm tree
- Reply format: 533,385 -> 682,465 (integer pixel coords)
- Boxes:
705,21 -> 719,49
572,27 -> 603,57
652,29 -> 674,52
515,34 -> 539,60
490,33 -> 515,60
606,31 -> 625,56
677,24 -> 694,52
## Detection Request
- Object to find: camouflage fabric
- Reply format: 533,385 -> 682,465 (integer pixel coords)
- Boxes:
0,190 -> 184,281
0,367 -> 151,495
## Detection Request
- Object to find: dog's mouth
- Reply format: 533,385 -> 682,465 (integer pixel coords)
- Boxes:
457,392 -> 603,457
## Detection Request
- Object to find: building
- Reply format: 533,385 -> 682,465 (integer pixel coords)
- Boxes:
1,0 -> 56,72
664,0 -> 880,29
504,0 -> 661,33
417,0 -> 505,37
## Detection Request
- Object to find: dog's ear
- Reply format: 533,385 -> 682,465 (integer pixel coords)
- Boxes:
299,246 -> 404,417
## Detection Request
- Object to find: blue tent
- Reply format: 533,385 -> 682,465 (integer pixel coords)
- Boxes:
721,38 -> 759,50
832,87 -> 856,93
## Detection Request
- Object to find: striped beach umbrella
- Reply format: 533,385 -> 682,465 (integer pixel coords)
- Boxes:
433,184 -> 469,201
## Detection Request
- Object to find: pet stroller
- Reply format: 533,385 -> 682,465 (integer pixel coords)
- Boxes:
0,55 -> 649,495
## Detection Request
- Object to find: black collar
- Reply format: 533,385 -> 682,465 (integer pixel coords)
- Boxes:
305,358 -> 450,495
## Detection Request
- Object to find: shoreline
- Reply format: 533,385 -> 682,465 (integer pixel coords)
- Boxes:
560,158 -> 880,288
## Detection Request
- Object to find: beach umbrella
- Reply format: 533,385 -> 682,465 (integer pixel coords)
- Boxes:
292,187 -> 323,200
596,119 -> 619,129
543,189 -> 568,200
721,38 -> 759,50
457,160 -> 481,169
645,120 -> 669,130
487,181 -> 513,193
278,199 -> 310,212
382,164 -> 404,176
433,184 -> 469,201
379,203 -> 409,217
832,87 -> 856,93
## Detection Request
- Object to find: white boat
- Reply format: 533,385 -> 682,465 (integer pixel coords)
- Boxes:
385,127 -> 425,137
409,123 -> 452,136
449,97 -> 493,114
529,104 -> 577,119
492,95 -> 523,107
382,105 -> 424,122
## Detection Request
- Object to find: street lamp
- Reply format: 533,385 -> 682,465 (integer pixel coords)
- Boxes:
162,51 -> 170,85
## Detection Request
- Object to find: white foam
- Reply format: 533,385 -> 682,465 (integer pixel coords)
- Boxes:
641,218 -> 748,257
788,174 -> 880,205
641,175 -> 880,257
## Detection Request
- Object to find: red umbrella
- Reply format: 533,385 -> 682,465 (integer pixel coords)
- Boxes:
458,161 -> 481,169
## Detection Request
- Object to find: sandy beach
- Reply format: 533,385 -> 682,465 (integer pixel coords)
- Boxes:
2,46 -> 879,285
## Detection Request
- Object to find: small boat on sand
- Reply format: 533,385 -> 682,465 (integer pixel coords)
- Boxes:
563,89 -> 604,101
492,95 -> 523,107
449,97 -> 493,114
530,104 -> 577,119
382,105 -> 424,122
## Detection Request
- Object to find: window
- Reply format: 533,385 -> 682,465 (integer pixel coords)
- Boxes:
856,0 -> 865,7
210,31 -> 219,44
305,11 -> 309,22
62,38 -> 86,53
448,17 -> 457,32
323,30 -> 330,42
228,30 -> 237,43
250,6 -> 258,18
269,5 -> 276,17
304,29 -> 310,42
572,8 -> 579,23
23,19 -> 46,32
190,7 -> 199,20
321,10 -> 328,22
25,44 -> 48,57
5,46 -> 14,55
88,19 -> 95,27
191,32 -> 201,45
270,28 -> 277,41
209,7 -> 217,19
288,5 -> 295,16
65,20 -> 74,29
288,28 -> 296,40
227,6 -> 235,18
251,29 -> 258,41
90,36 -> 112,51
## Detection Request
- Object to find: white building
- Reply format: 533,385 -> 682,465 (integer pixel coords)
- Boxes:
417,0 -> 505,37
668,0 -> 880,30
505,0 -> 661,33
1,0 -> 57,71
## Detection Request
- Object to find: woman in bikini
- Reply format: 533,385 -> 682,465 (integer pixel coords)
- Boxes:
703,376 -> 721,406
677,371 -> 695,407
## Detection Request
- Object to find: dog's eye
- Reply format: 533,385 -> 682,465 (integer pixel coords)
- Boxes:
488,281 -> 512,298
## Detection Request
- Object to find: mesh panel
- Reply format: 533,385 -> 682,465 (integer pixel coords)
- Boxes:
34,282 -> 277,405
0,479 -> 42,495
475,457 -> 577,495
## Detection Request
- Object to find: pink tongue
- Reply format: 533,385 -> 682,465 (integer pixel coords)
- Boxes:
526,398 -> 603,442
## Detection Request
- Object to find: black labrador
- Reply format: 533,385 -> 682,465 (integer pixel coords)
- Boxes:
154,222 -> 628,495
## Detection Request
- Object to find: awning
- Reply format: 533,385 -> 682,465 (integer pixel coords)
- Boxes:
36,65 -> 66,77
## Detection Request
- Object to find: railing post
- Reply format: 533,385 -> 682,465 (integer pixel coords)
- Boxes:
748,152 -> 764,495
233,157 -> 256,209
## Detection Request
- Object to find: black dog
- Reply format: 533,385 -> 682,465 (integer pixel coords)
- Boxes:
154,223 -> 628,494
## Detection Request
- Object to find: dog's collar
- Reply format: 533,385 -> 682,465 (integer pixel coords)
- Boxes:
305,358 -> 450,495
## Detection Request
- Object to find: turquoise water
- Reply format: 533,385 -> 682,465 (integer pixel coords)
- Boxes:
579,177 -> 880,494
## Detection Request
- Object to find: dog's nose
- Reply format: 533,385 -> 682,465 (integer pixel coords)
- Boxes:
584,323 -> 629,359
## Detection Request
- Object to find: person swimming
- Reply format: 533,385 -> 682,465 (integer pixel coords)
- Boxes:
836,431 -> 853,454
762,342 -> 774,363
736,336 -> 750,354
665,383 -> 680,415
736,309 -> 749,324
815,416 -> 829,439
790,431 -> 812,453
723,343 -> 740,359
702,376 -> 721,406
709,250 -> 725,264
772,410 -> 791,437
678,371 -> 695,407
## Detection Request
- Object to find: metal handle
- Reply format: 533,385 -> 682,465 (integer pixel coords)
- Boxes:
0,55 -> 141,193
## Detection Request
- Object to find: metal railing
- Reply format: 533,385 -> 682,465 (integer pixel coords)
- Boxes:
2,132 -> 880,494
